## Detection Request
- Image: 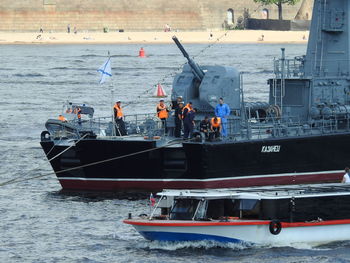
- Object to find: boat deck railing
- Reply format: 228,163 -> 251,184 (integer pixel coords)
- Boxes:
274,57 -> 305,79
53,110 -> 350,141
67,112 -> 167,137
231,114 -> 350,141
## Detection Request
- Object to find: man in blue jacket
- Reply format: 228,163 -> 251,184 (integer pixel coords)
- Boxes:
215,98 -> 230,137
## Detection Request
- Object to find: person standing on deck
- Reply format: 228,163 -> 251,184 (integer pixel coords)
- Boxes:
113,101 -> 127,136
76,107 -> 82,125
156,99 -> 169,133
182,102 -> 193,120
174,101 -> 184,138
342,167 -> 350,183
183,108 -> 196,139
215,98 -> 230,137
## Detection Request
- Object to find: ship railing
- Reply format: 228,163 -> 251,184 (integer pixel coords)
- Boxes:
233,114 -> 350,140
274,57 -> 305,79
68,113 -> 167,137
123,113 -> 168,137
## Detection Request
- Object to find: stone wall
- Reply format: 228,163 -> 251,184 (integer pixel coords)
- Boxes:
0,0 -> 308,32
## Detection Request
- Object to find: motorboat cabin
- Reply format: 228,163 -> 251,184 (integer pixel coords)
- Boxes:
124,184 -> 350,245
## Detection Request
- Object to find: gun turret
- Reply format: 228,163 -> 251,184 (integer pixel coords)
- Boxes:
172,36 -> 205,81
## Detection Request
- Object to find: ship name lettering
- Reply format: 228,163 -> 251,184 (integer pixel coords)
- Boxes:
261,145 -> 281,153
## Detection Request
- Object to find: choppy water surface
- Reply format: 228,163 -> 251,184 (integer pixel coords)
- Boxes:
1,43 -> 350,262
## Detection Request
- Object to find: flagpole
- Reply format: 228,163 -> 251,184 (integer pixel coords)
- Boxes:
149,193 -> 152,216
111,88 -> 116,136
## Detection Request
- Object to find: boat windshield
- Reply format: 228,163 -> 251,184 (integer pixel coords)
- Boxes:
169,199 -> 200,220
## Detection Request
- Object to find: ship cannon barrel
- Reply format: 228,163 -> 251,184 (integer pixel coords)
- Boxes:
172,36 -> 205,81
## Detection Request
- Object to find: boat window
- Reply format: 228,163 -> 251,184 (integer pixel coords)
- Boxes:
169,199 -> 199,220
237,199 -> 260,219
194,199 -> 208,220
206,199 -> 235,219
240,199 -> 258,210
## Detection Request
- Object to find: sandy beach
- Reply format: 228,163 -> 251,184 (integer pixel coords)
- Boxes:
0,30 -> 309,44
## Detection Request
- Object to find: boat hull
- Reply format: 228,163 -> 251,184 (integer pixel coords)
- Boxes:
124,219 -> 350,245
40,132 -> 350,192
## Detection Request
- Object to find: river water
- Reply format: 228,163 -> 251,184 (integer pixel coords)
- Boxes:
1,42 -> 350,262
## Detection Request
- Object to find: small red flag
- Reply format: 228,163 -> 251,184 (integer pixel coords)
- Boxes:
150,193 -> 156,207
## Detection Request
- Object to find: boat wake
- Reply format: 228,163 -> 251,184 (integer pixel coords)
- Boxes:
136,240 -> 254,251
260,240 -> 350,251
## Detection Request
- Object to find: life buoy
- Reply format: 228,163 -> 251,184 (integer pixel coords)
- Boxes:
41,131 -> 51,141
269,220 -> 282,235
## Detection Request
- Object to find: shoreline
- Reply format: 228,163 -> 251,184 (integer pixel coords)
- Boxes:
0,30 -> 309,45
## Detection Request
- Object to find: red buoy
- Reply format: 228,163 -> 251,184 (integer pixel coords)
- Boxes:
139,47 -> 145,58
154,83 -> 167,97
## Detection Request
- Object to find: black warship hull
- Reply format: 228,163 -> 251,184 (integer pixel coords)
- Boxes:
40,0 -> 350,192
40,132 -> 348,192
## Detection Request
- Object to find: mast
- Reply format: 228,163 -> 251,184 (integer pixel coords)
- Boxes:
304,0 -> 349,77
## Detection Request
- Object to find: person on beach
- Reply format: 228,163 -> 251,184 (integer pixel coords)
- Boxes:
67,24 -> 70,33
164,24 -> 171,32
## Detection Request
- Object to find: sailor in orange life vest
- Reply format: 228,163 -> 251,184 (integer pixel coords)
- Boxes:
182,102 -> 194,139
210,116 -> 222,140
156,99 -> 170,133
182,102 -> 193,120
76,107 -> 82,125
58,114 -> 67,122
113,100 -> 127,136
183,104 -> 197,139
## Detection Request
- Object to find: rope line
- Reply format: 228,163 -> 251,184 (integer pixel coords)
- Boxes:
0,133 -> 89,187
0,138 -> 194,187
2,30 -> 233,186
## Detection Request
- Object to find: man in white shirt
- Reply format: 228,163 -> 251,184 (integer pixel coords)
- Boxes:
342,167 -> 350,183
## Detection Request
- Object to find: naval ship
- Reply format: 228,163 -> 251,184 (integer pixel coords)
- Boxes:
41,0 -> 350,192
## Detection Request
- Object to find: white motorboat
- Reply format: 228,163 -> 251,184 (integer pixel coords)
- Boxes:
124,183 -> 350,246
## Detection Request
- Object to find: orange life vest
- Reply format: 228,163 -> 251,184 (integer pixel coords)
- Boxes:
76,108 -> 82,119
182,104 -> 192,119
157,103 -> 168,119
211,117 -> 221,128
114,104 -> 123,118
58,115 -> 66,122
66,108 -> 72,113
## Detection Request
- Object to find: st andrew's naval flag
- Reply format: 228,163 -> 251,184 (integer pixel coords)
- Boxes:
97,57 -> 112,84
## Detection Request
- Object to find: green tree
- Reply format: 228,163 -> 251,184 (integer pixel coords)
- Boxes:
254,0 -> 301,20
